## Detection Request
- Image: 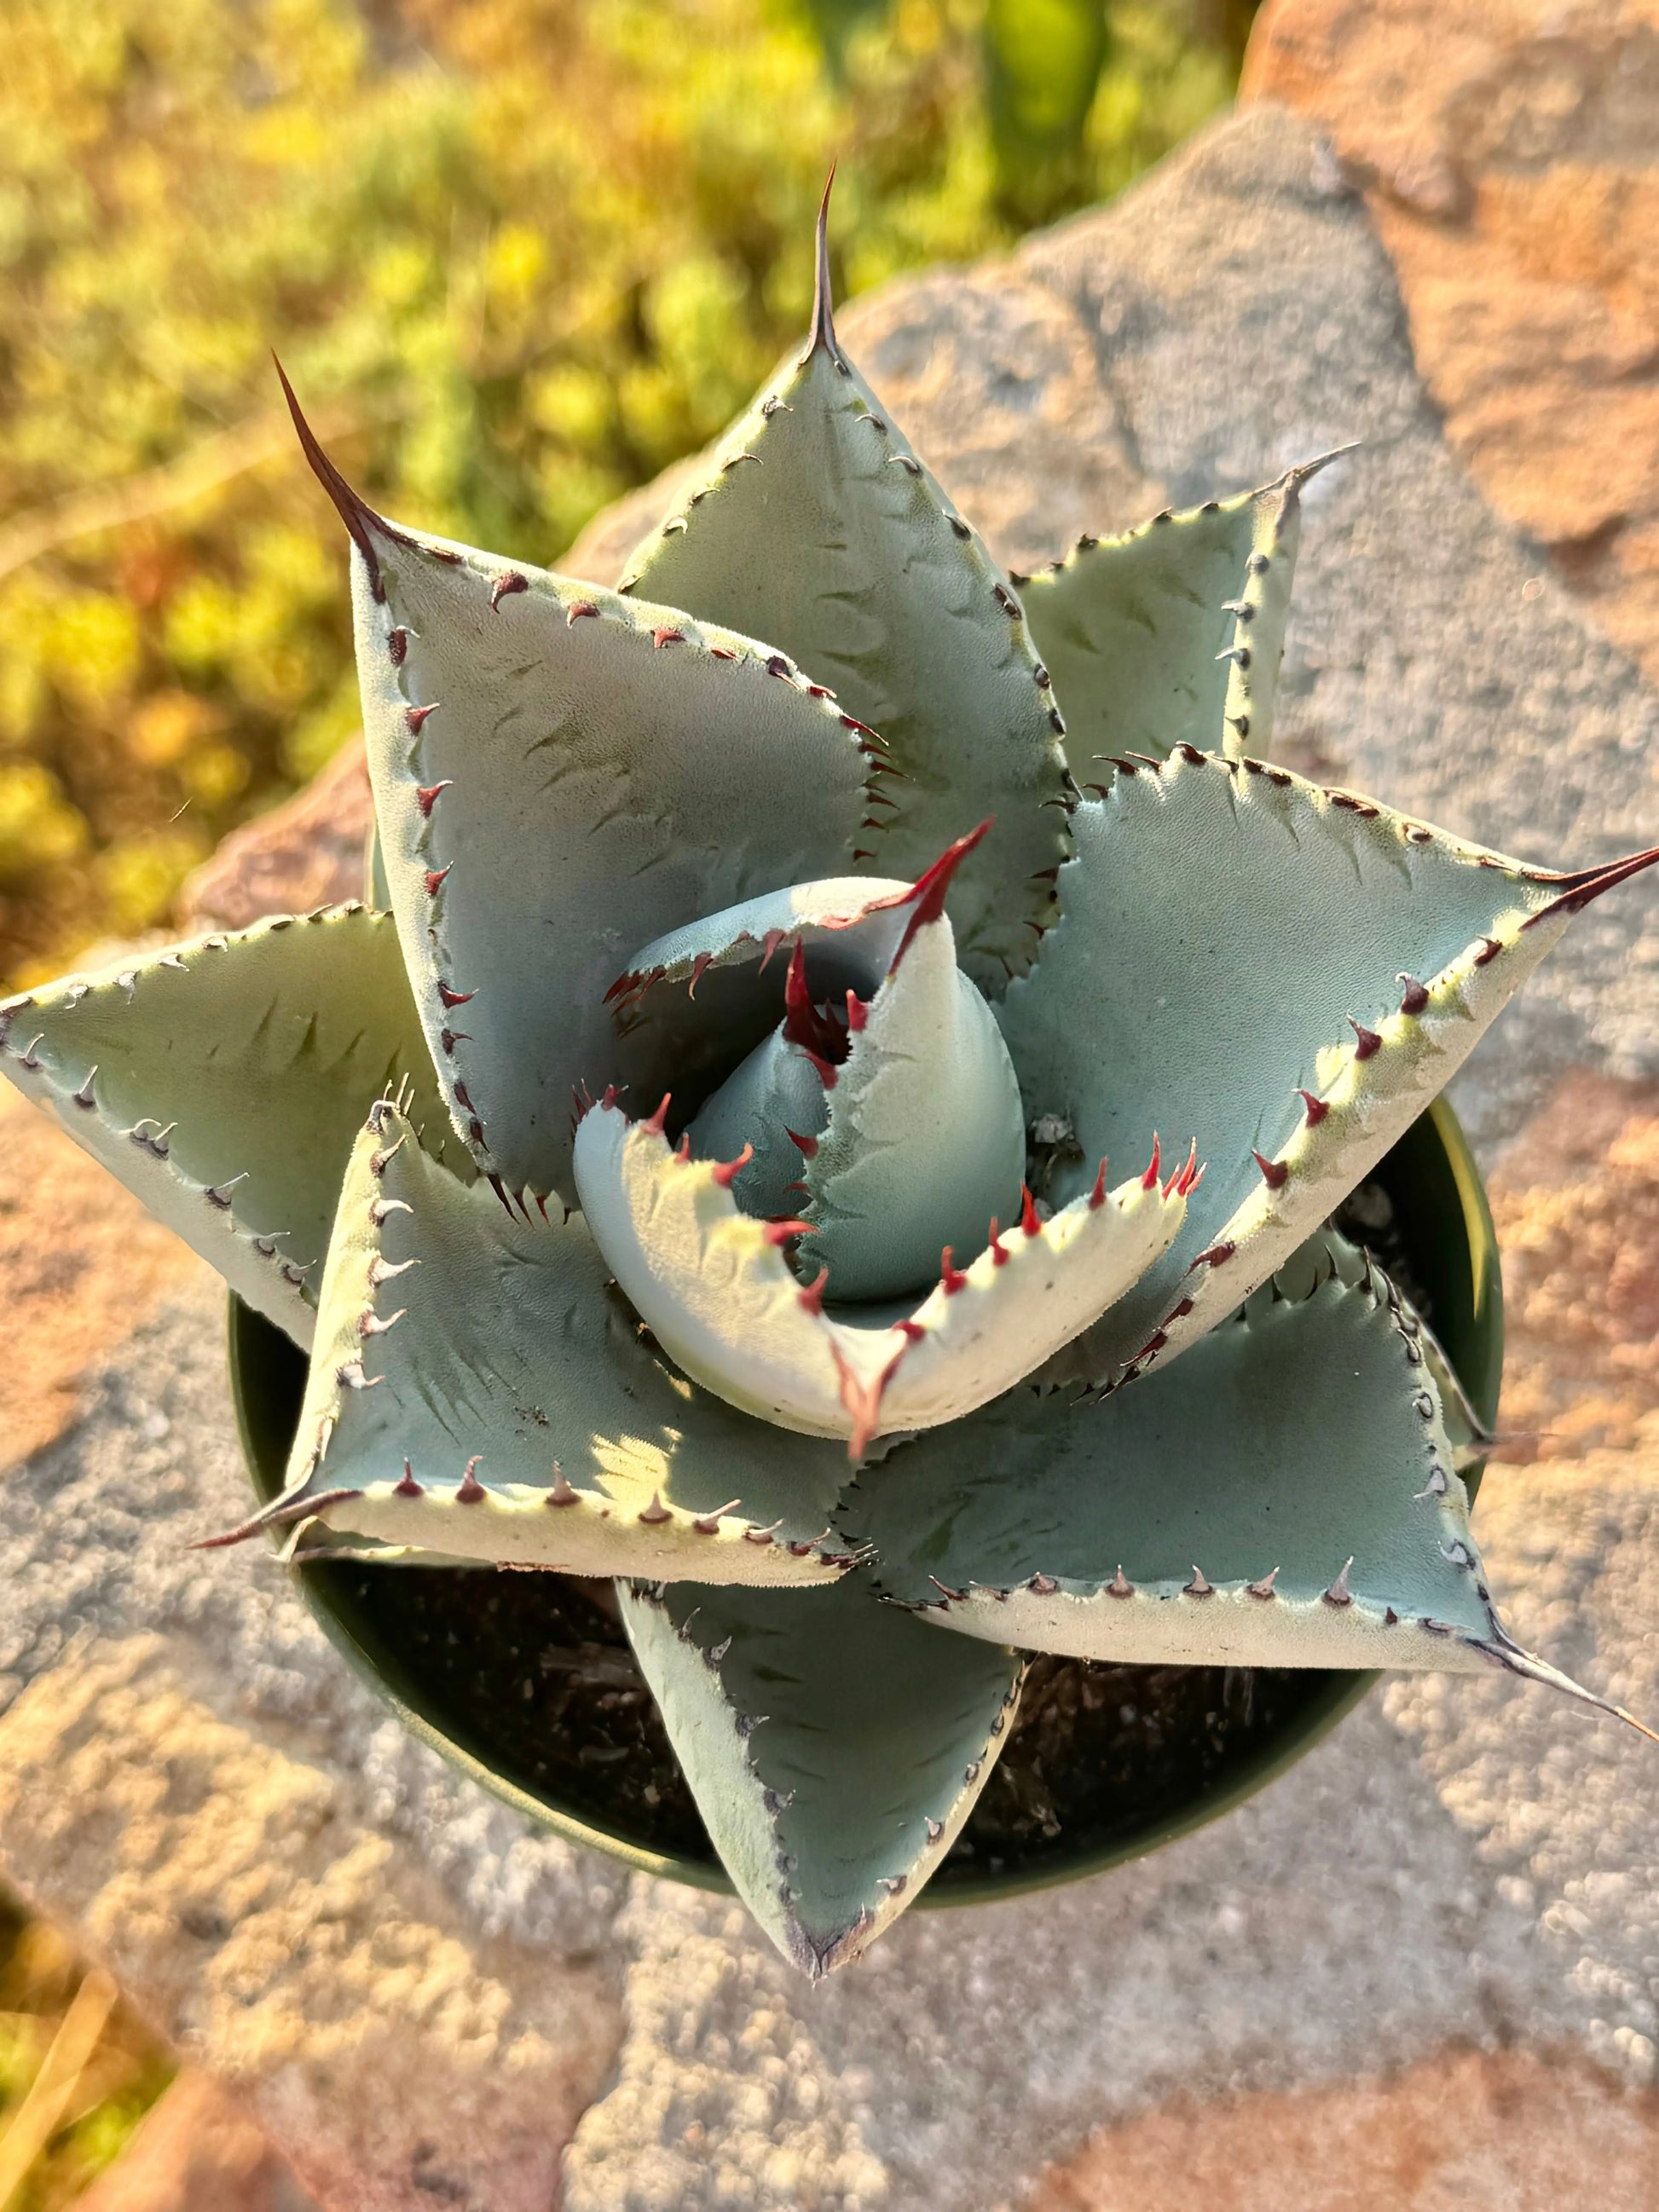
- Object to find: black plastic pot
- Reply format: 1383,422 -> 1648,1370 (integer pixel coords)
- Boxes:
229,1095 -> 1501,1906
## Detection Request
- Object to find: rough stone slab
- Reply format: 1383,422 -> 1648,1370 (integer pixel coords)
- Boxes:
1243,0 -> 1659,690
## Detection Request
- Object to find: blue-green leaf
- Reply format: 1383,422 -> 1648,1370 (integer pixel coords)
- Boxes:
1017,457 -> 1343,784
841,1250 -> 1648,1736
283,373 -> 871,1213
0,908 -> 447,1346
997,750 -> 1659,1388
620,1570 -> 1023,1976
214,1100 -> 853,1582
616,204 -> 1070,990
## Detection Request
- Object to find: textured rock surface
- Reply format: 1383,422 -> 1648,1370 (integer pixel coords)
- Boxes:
1242,0 -> 1659,686
1019,2048 -> 1659,2212
3,99 -> 1658,2212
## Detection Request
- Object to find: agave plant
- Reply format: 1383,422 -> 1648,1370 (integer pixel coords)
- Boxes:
5,190 -> 1655,1978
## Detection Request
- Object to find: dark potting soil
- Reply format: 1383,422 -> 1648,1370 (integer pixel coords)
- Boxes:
310,1560 -> 1329,1882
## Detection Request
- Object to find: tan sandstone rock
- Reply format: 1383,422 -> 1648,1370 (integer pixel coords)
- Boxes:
0,1634 -> 621,2212
1018,2047 -> 1659,2212
1243,0 -> 1659,685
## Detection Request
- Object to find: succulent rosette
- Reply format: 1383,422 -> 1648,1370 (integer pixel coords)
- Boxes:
5,193 -> 1655,1977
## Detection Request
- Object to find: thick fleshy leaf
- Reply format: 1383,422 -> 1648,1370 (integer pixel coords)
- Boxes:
997,748 -> 1659,1389
795,834 -> 1026,1299
572,1093 -> 1186,1452
0,908 -> 448,1347
680,830 -> 1026,1301
211,1100 -> 853,1581
1015,456 -> 1342,787
841,1251 -> 1650,1735
282,373 -> 872,1213
619,1570 -> 1024,1976
616,196 -> 1070,990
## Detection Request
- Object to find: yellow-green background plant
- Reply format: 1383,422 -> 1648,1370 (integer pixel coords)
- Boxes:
0,0 -> 1249,991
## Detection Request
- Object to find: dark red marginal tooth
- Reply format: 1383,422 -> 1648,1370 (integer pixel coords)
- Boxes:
486,1172 -> 514,1216
394,1460 -> 422,1498
846,990 -> 867,1033
1134,1331 -> 1168,1364
1348,1017 -> 1384,1060
1252,1149 -> 1290,1190
1191,1241 -> 1236,1271
416,779 -> 452,815
603,970 -> 639,1005
759,927 -> 787,973
797,1267 -> 830,1315
652,625 -> 685,648
601,1084 -> 619,1111
490,571 -> 529,609
388,627 -> 408,665
640,1093 -> 672,1137
425,865 -> 451,896
1177,1157 -> 1205,1198
1168,1297 -> 1196,1320
709,644 -> 738,661
785,1127 -> 818,1159
1141,1135 -> 1161,1191
1088,1158 -> 1109,1209
897,1320 -> 927,1343
783,941 -> 851,1068
832,1340 -> 907,1462
469,1118 -> 485,1145
765,1218 -> 814,1245
1020,1185 -> 1041,1238
1474,934 -> 1503,967
1298,1089 -> 1330,1127
1398,973 -> 1430,1016
989,1222 -> 1009,1268
405,704 -> 442,741
688,951 -> 714,999
1520,840 -> 1659,923
455,1455 -> 487,1503
273,355 -> 419,604
884,820 -> 993,971
638,1493 -> 673,1525
437,983 -> 474,1008
1163,1138 -> 1195,1199
453,1081 -> 475,1112
711,1143 -> 754,1190
940,1247 -> 968,1294
566,600 -> 599,624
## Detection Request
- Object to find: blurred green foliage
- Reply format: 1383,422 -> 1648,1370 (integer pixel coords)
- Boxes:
0,0 -> 1250,989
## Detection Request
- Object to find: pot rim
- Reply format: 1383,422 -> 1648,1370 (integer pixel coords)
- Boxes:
228,1092 -> 1502,1909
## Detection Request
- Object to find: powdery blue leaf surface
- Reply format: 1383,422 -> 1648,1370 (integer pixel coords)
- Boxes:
223,1100 -> 854,1582
620,1569 -> 1024,1976
0,907 -> 447,1346
841,1250 -> 1650,1736
616,201 -> 1070,990
997,748 -> 1659,1388
284,373 -> 873,1215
